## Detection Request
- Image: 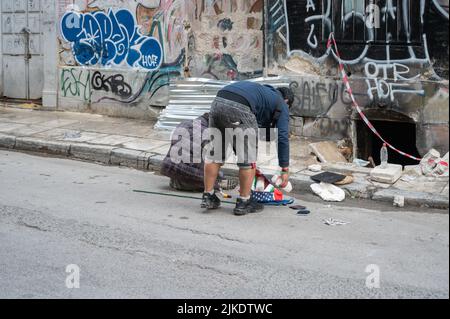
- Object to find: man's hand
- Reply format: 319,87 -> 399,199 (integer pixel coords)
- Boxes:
280,168 -> 290,188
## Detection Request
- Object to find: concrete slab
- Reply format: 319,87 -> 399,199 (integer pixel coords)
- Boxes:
70,143 -> 114,164
15,137 -> 71,156
0,115 -> 49,125
403,165 -> 423,177
62,120 -> 154,137
371,164 -> 403,184
372,188 -> 449,209
36,119 -> 81,129
87,135 -> 137,146
322,163 -> 373,175
148,154 -> 165,171
121,138 -> 169,152
0,134 -> 16,149
393,177 -> 449,194
34,129 -> 110,143
0,123 -> 27,133
4,125 -> 51,137
442,183 -> 449,195
149,143 -> 171,155
110,148 -> 145,168
309,141 -> 347,163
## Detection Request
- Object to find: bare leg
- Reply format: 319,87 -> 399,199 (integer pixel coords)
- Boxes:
239,167 -> 256,198
204,162 -> 221,193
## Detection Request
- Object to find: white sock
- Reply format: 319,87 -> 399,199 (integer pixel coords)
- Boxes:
205,190 -> 215,195
239,196 -> 251,201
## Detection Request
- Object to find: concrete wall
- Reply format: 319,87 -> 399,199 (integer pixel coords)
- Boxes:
266,0 -> 449,155
55,0 -> 263,119
4,0 -> 447,155
186,0 -> 264,80
56,0 -> 188,119
0,2 -> 3,97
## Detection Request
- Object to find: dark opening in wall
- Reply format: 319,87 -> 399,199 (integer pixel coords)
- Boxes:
356,119 -> 422,167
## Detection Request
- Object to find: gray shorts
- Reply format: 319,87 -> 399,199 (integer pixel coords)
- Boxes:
205,97 -> 258,169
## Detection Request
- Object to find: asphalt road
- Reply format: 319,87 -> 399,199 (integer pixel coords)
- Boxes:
0,150 -> 448,299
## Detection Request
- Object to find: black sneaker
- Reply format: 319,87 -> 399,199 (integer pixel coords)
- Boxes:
201,192 -> 221,210
233,198 -> 264,216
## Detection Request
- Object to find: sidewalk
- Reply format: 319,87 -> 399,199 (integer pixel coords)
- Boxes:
0,106 -> 448,209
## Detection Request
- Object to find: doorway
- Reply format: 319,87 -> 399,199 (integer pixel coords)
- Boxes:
356,119 -> 422,167
1,0 -> 43,100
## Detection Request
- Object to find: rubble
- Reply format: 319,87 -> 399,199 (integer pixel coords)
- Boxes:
420,149 -> 441,176
353,158 -> 371,167
394,195 -> 405,208
311,183 -> 346,202
322,163 -> 373,175
308,164 -> 322,172
323,218 -> 350,226
309,141 -> 348,164
370,164 -> 403,184
433,152 -> 449,177
335,175 -> 354,186
403,165 -> 423,177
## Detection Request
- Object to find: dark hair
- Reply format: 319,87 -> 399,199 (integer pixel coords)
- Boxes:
277,87 -> 295,108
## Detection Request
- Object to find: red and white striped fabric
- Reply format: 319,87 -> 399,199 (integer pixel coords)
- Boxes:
327,33 -> 422,162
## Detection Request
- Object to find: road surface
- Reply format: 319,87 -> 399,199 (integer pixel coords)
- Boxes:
0,150 -> 448,298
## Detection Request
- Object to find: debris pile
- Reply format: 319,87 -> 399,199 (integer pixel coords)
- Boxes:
308,141 -> 351,202
401,150 -> 449,182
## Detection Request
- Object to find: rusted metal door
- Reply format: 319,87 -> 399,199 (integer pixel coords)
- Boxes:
1,0 -> 42,99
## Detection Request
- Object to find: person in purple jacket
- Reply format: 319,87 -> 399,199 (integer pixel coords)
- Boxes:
201,81 -> 294,216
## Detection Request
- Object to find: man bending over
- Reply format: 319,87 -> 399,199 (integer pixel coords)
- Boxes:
201,81 -> 294,216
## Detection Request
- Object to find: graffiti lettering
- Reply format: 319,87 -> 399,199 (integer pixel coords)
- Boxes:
60,68 -> 91,102
364,62 -> 425,101
60,9 -> 163,70
289,78 -> 355,117
91,71 -> 133,99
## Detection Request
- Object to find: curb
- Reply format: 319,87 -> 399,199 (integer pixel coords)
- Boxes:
372,189 -> 449,210
0,133 -> 448,209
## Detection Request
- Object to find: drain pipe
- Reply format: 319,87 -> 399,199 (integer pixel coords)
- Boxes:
183,20 -> 191,78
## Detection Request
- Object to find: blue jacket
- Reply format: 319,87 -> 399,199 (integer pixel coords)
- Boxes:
222,81 -> 290,168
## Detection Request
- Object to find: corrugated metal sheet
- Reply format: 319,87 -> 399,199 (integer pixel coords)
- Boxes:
154,77 -> 290,131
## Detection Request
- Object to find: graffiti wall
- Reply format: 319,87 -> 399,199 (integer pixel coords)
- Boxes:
267,0 -> 449,155
185,0 -> 264,80
57,0 -> 188,118
56,0 -> 448,154
57,0 -> 264,118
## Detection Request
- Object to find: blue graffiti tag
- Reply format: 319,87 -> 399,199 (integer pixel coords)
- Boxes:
60,9 -> 163,70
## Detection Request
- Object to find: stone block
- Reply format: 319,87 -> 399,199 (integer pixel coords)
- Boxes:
110,148 -> 144,168
370,164 -> 403,184
309,141 -> 347,163
15,137 -> 70,155
0,134 -> 16,149
70,143 -> 113,164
